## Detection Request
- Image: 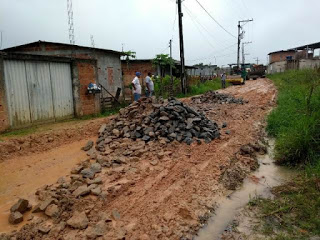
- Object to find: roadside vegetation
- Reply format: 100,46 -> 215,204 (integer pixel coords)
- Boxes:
154,75 -> 225,99
252,69 -> 320,239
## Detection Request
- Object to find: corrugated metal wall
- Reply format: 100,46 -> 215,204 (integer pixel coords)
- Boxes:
49,62 -> 74,119
4,60 -> 74,127
4,60 -> 31,126
25,61 -> 55,122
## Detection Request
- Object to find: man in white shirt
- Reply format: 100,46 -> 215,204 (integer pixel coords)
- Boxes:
145,72 -> 154,97
132,72 -> 142,101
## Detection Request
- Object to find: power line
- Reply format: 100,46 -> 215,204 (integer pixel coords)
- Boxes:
183,4 -> 234,49
194,0 -> 237,39
172,3 -> 178,32
188,43 -> 237,62
183,6 -> 216,50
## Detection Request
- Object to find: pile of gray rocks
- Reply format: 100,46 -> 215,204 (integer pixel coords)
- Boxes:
96,97 -> 220,147
191,90 -> 247,104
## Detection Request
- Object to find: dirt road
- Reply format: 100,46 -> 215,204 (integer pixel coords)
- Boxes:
0,79 -> 276,239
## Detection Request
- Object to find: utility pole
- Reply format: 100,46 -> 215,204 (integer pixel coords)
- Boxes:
0,31 -> 2,50
254,57 -> 259,65
177,0 -> 187,94
237,19 -> 253,69
169,39 -> 173,98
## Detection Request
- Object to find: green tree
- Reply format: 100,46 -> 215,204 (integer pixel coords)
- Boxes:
152,54 -> 175,77
123,51 -> 136,69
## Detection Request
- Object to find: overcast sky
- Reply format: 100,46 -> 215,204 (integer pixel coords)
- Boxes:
1,0 -> 320,66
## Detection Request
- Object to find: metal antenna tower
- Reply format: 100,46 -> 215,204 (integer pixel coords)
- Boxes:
90,35 -> 95,48
67,0 -> 75,45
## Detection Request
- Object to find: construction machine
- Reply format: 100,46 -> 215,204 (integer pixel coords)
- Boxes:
226,64 -> 248,85
248,64 -> 266,80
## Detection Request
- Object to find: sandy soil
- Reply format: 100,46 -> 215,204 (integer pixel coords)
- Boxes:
0,78 -> 277,239
0,117 -> 112,163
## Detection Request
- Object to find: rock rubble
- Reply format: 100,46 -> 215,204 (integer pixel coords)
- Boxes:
94,98 -> 220,149
191,90 -> 247,104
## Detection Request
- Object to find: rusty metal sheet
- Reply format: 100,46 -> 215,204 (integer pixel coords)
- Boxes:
49,62 -> 74,119
4,60 -> 31,127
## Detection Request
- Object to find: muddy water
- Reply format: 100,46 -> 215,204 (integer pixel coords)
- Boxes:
195,140 -> 295,240
0,138 -> 92,233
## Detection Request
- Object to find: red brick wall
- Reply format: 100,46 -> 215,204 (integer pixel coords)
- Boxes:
77,62 -> 98,116
121,61 -> 156,100
122,61 -> 156,86
269,51 -> 295,63
0,58 -> 9,132
0,86 -> 9,132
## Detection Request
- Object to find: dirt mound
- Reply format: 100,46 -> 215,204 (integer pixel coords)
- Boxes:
0,118 -> 107,163
191,90 -> 247,104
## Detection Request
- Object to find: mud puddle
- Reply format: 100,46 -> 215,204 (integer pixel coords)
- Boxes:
195,140 -> 295,240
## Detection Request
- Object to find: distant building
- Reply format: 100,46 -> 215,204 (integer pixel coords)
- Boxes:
268,42 -> 320,74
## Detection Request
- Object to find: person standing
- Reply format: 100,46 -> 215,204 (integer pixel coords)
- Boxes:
221,72 -> 226,89
145,72 -> 154,97
241,67 -> 247,85
132,72 -> 142,101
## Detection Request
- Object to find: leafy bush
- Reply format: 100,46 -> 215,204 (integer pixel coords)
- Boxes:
267,69 -> 320,165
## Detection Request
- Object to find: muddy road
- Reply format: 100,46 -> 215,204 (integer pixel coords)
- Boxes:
0,79 -> 277,239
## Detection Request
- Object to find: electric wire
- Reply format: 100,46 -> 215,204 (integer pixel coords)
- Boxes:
183,3 -> 234,49
194,0 -> 237,39
187,43 -> 237,62
183,6 -> 216,51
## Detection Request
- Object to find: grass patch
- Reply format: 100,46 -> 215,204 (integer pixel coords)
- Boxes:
252,177 -> 320,240
267,69 -> 320,166
79,103 -> 128,120
250,69 -> 320,239
176,79 -> 226,98
154,75 -> 229,99
0,126 -> 38,139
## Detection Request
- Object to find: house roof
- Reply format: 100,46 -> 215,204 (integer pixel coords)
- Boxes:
288,41 -> 320,51
268,41 -> 320,55
121,59 -> 196,69
268,50 -> 296,55
3,40 -> 123,55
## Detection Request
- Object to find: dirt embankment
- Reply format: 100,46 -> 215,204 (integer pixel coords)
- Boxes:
0,118 -> 110,163
0,79 -> 277,240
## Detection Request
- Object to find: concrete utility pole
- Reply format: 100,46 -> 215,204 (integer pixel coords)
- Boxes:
0,31 -> 2,50
237,19 -> 253,69
254,57 -> 259,65
177,0 -> 187,94
169,39 -> 173,98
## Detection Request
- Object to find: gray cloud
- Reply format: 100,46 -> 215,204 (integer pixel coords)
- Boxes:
1,0 -> 319,66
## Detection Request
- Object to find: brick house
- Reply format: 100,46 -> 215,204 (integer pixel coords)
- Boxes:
4,41 -> 123,97
267,42 -> 320,73
0,41 -> 123,132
